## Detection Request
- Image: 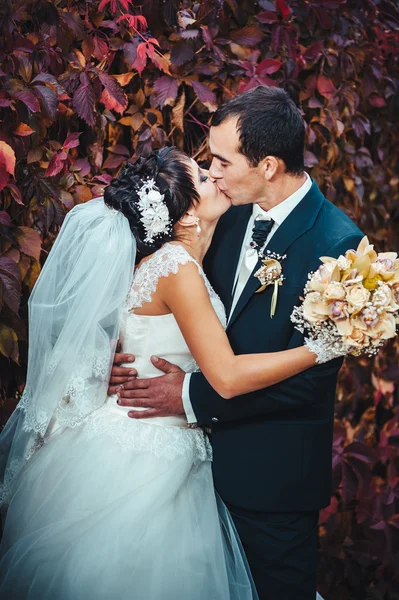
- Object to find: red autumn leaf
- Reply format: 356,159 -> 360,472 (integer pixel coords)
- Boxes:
276,0 -> 291,20
17,226 -> 42,261
256,58 -> 282,75
100,89 -> 128,115
317,74 -> 336,98
119,0 -> 133,9
73,82 -> 96,127
45,151 -> 68,177
369,95 -> 386,107
93,37 -> 109,61
116,14 -> 148,32
256,11 -> 278,24
0,256 -> 21,314
151,52 -> 171,74
131,43 -> 148,75
13,123 -> 35,136
154,76 -> 179,107
63,132 -> 82,150
14,89 -> 40,112
0,141 -> 16,175
98,0 -> 117,12
0,168 -> 10,193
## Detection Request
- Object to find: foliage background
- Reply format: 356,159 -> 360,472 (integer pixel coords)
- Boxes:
0,0 -> 399,597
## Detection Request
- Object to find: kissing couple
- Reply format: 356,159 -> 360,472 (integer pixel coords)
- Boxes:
0,85 -> 363,599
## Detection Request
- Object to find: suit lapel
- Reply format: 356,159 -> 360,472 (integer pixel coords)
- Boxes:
227,181 -> 325,329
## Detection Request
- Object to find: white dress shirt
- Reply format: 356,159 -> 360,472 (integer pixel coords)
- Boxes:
183,174 -> 312,424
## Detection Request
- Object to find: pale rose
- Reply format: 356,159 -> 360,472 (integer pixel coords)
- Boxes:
307,261 -> 340,292
302,292 -> 330,324
346,284 -> 370,312
335,316 -> 353,336
373,283 -> 399,312
343,326 -> 369,349
324,282 -> 346,301
368,312 -> 397,343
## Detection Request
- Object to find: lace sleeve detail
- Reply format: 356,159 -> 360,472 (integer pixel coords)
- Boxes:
126,243 -> 200,310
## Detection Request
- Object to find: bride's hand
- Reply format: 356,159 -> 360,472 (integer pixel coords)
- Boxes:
117,356 -> 186,419
107,343 -> 138,396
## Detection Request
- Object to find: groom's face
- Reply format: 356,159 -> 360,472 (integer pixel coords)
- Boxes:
208,117 -> 266,206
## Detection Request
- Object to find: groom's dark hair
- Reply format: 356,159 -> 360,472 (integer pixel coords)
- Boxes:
211,86 -> 305,175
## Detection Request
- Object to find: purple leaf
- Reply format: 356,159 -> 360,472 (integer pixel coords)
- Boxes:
72,158 -> 91,176
63,132 -> 81,150
14,90 -> 40,112
171,41 -> 194,66
106,145 -> 130,156
62,12 -> 85,38
17,226 -> 42,261
154,76 -> 179,107
256,58 -> 282,75
103,154 -> 126,169
256,11 -> 278,24
304,150 -> 319,167
34,85 -> 59,120
230,26 -> 264,46
191,81 -> 217,110
32,73 -> 65,95
0,211 -> 11,226
73,82 -> 96,127
0,257 -> 21,314
303,41 -> 324,61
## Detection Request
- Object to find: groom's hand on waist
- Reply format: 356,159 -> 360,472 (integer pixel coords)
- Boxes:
116,356 -> 185,419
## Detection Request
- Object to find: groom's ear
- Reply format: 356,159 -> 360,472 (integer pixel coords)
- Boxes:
178,213 -> 197,228
259,156 -> 279,181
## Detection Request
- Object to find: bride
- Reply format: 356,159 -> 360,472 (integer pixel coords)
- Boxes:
0,147 -> 333,599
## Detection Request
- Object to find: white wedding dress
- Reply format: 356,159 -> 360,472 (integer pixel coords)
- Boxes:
0,243 -> 258,600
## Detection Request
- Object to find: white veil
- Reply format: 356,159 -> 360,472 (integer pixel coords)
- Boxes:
0,197 -> 137,507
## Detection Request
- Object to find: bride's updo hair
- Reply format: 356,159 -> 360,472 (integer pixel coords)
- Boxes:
104,147 -> 200,257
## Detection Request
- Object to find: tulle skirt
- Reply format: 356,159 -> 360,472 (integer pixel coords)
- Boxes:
0,407 -> 258,600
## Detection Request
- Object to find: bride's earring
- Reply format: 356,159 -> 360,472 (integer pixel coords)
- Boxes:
195,218 -> 201,235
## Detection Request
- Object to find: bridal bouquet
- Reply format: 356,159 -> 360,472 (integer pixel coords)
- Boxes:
291,237 -> 399,357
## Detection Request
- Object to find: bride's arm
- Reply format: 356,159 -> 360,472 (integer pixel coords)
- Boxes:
161,262 -> 317,400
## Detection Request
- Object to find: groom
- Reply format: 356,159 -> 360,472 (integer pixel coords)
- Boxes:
110,86 -> 363,599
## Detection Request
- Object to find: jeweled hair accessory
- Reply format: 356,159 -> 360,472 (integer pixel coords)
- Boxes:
136,178 -> 172,244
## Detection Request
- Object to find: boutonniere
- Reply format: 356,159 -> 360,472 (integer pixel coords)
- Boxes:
254,250 -> 286,317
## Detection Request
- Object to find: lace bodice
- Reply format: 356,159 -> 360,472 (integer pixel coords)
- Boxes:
125,243 -> 227,326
